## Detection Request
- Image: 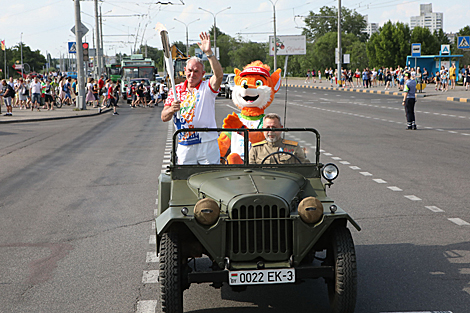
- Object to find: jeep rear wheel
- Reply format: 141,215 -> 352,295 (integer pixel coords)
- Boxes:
326,227 -> 357,313
159,232 -> 183,313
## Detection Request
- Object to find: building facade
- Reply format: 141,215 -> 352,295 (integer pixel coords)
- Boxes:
410,3 -> 443,33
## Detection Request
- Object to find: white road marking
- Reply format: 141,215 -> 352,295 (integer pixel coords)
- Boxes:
387,186 -> 403,191
149,235 -> 156,244
154,209 -> 158,216
146,251 -> 159,263
372,179 -> 387,184
162,164 -> 168,168
152,221 -> 155,229
380,311 -> 453,313
349,166 -> 361,170
155,199 -> 158,205
360,172 -> 373,176
339,161 -> 350,164
404,195 -> 422,201
136,300 -> 158,313
142,270 -> 159,283
331,157 -> 342,160
425,206 -> 444,213
448,218 -> 470,226
323,153 -> 333,156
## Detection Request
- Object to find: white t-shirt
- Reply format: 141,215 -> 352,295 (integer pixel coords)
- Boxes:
165,79 -> 218,146
30,82 -> 42,94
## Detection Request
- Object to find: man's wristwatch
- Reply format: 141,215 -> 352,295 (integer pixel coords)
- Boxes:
206,52 -> 214,59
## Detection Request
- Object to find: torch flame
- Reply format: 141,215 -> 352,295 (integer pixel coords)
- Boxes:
155,22 -> 167,34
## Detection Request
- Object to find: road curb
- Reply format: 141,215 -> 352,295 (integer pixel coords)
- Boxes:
446,96 -> 470,103
0,108 -> 112,124
282,83 -> 468,102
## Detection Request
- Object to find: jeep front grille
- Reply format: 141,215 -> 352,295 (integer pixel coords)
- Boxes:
227,204 -> 292,261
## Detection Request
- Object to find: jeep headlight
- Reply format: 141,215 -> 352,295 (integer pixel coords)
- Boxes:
322,163 -> 339,182
194,198 -> 220,226
298,196 -> 324,224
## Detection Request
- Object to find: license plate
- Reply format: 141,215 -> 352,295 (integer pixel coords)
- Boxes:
228,269 -> 295,285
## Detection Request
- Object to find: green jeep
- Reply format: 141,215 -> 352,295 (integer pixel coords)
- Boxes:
156,128 -> 361,313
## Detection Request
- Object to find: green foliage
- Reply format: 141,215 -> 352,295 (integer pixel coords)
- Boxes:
302,6 -> 368,42
0,43 -> 46,78
366,21 -> 410,68
227,39 -> 267,70
411,26 -> 439,55
452,25 -> 470,66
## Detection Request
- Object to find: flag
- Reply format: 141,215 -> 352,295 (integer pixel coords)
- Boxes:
1,40 -> 5,51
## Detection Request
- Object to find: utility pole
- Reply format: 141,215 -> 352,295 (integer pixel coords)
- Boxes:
94,0 -> 101,78
269,0 -> 278,71
74,0 -> 85,110
198,7 -> 230,60
337,0 -> 342,82
100,6 -> 104,72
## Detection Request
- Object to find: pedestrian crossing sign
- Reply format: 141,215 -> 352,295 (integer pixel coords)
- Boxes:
68,42 -> 77,54
441,44 -> 450,54
458,36 -> 470,49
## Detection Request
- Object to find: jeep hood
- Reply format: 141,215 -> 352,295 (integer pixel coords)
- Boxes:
187,170 -> 306,205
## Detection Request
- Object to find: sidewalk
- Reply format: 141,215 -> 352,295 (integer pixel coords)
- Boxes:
0,104 -> 110,124
283,77 -> 470,103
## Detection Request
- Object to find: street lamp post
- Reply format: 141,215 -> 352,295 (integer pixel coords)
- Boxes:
198,6 -> 231,60
174,18 -> 200,56
267,0 -> 278,71
20,32 -> 24,77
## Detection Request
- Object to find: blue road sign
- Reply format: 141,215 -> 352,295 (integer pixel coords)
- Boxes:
68,42 -> 77,54
411,43 -> 421,57
458,36 -> 470,49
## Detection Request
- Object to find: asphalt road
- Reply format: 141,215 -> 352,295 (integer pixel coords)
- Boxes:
1,88 -> 469,313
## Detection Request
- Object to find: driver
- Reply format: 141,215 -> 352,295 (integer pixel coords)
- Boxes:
249,113 -> 309,164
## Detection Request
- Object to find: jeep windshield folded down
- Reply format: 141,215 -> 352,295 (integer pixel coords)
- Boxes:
156,128 -> 361,313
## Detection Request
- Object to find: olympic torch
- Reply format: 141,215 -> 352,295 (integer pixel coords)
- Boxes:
156,23 -> 179,108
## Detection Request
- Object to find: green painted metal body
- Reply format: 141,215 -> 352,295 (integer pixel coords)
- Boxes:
155,128 -> 360,270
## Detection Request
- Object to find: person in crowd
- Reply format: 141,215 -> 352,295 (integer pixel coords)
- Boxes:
1,79 -> 15,116
449,63 -> 456,90
44,79 -> 54,110
30,76 -> 42,111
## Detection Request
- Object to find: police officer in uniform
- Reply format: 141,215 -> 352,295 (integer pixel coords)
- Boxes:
249,113 -> 309,164
402,72 -> 417,130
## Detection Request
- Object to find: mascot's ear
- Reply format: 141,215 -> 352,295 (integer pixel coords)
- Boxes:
271,68 -> 282,93
234,68 -> 241,76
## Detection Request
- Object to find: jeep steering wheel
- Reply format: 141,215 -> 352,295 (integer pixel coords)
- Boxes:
261,151 -> 302,164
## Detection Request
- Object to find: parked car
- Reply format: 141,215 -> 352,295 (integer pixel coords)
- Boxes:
218,74 -> 229,96
155,127 -> 360,313
224,73 -> 236,99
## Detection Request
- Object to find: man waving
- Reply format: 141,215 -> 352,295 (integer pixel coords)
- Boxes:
161,32 -> 223,165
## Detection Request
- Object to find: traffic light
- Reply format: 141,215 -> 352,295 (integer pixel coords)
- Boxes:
82,42 -> 89,61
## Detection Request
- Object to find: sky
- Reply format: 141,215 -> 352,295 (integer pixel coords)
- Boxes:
0,0 -> 468,60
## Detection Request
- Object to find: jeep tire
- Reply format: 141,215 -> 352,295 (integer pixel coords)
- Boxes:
326,226 -> 357,313
159,232 -> 183,313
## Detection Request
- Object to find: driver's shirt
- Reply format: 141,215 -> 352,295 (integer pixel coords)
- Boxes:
249,138 -> 309,164
165,79 -> 218,146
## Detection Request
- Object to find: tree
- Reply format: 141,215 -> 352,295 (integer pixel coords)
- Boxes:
452,25 -> 470,66
411,26 -> 439,55
433,29 -> 450,46
302,6 -> 368,42
366,21 -> 411,68
227,39 -> 267,70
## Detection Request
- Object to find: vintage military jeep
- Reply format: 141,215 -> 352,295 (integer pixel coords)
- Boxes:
156,128 -> 361,313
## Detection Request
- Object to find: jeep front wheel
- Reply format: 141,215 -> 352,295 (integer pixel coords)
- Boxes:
159,232 -> 183,313
326,227 -> 357,313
